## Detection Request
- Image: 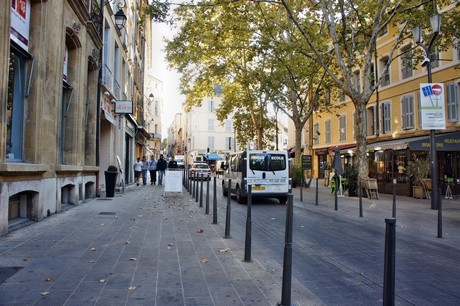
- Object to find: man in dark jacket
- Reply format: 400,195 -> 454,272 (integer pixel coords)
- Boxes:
168,156 -> 178,169
156,155 -> 167,185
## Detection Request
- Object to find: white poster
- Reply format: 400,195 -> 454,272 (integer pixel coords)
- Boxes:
420,83 -> 446,130
115,100 -> 133,114
10,0 -> 31,51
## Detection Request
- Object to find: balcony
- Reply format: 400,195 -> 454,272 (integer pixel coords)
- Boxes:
102,64 -> 113,92
113,79 -> 120,100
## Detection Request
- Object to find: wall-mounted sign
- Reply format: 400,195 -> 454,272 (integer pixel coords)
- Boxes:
420,83 -> 446,130
115,100 -> 133,114
10,0 -> 31,51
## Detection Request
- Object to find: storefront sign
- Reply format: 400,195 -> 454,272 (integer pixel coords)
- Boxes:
420,83 -> 446,130
115,100 -> 133,114
302,155 -> 312,170
409,131 -> 460,151
10,0 -> 31,51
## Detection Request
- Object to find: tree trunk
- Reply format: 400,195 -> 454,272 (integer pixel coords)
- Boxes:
354,99 -> 369,182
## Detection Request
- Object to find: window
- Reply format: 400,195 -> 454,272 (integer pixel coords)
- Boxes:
400,44 -> 413,79
225,119 -> 232,131
313,122 -> 319,145
339,115 -> 346,141
249,153 -> 286,171
225,137 -> 232,150
208,119 -> 214,131
208,136 -> 215,150
381,102 -> 391,134
353,70 -> 361,93
447,83 -> 459,122
366,106 -> 377,136
6,49 -> 28,161
325,119 -> 331,144
402,95 -> 415,129
208,100 -> 214,113
380,56 -> 390,86
430,47 -> 440,68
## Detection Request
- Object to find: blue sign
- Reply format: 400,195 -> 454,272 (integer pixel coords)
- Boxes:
421,85 -> 433,97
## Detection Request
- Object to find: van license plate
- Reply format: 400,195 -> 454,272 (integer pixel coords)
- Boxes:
252,186 -> 265,191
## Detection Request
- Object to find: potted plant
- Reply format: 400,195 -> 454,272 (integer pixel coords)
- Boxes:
343,165 -> 358,197
104,165 -> 118,197
407,154 -> 430,199
290,164 -> 303,188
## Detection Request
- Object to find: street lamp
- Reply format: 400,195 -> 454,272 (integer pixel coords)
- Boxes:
114,1 -> 127,31
412,13 -> 441,210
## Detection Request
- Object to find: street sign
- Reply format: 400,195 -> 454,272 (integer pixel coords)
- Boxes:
302,155 -> 312,170
420,83 -> 446,130
114,100 -> 133,114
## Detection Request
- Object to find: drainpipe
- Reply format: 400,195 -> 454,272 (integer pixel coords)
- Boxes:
95,0 -> 104,197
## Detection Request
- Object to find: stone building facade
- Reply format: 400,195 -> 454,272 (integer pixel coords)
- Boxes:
0,0 -> 103,235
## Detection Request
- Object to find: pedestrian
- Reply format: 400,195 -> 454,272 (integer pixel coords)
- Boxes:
168,156 -> 178,169
133,157 -> 143,186
141,156 -> 148,186
156,155 -> 167,186
148,155 -> 157,185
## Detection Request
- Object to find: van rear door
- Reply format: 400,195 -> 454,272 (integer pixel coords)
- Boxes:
246,151 -> 289,195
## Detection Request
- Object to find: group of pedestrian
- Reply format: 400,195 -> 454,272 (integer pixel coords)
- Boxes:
133,155 -> 175,186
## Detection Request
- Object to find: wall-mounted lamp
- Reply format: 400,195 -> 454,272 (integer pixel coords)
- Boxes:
114,1 -> 127,30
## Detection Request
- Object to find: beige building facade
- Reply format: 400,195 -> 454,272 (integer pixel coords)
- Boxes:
0,0 -> 103,234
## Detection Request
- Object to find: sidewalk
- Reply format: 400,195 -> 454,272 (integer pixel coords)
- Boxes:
0,183 -> 321,306
291,179 -> 460,245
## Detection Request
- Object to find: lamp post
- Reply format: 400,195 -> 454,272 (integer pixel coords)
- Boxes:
412,14 -> 442,210
114,1 -> 127,31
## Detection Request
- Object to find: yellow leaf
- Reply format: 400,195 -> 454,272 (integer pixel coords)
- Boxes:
90,248 -> 97,251
200,258 -> 209,263
99,279 -> 106,283
128,286 -> 137,291
218,248 -> 230,253
197,228 -> 204,233
45,277 -> 52,282
41,291 -> 49,296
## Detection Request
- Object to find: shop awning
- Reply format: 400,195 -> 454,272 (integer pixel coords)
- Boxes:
204,153 -> 223,161
408,131 -> 460,151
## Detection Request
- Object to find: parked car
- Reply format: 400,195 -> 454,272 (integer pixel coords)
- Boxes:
189,163 -> 212,180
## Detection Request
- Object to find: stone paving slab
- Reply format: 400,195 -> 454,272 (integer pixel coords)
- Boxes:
0,183 -> 323,306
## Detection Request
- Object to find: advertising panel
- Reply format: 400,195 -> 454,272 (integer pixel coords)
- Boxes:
10,0 -> 31,51
420,83 -> 446,130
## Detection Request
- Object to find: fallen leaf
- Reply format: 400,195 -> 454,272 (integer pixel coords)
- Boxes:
99,279 -> 106,283
218,248 -> 230,253
129,258 -> 137,261
200,258 -> 209,263
128,286 -> 137,291
89,260 -> 96,263
90,248 -> 97,251
125,241 -> 130,244
45,277 -> 52,282
101,224 -> 105,226
272,268 -> 277,272
168,243 -> 174,247
41,291 -> 49,296
23,257 -> 30,262
197,228 -> 204,233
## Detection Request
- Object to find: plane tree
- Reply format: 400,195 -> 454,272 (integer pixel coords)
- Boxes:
275,0 -> 459,181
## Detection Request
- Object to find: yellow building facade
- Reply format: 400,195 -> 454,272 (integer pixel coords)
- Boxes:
311,4 -> 460,197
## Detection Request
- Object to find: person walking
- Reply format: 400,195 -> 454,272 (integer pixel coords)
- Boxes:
148,155 -> 157,185
141,156 -> 148,186
133,157 -> 143,186
156,155 -> 167,186
168,156 -> 178,169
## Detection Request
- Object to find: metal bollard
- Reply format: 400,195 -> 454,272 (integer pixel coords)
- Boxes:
280,193 -> 294,306
438,187 -> 443,238
334,181 -> 338,211
244,185 -> 252,262
224,179 -> 232,239
195,173 -> 199,203
199,174 -> 204,208
392,179 -> 396,218
359,181 -> 363,218
383,218 -> 396,306
192,172 -> 195,198
315,178 -> 318,206
213,176 -> 218,224
300,173 -> 303,202
205,176 -> 210,214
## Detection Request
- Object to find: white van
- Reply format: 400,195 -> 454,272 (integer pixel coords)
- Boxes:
222,150 -> 289,204
174,155 -> 185,168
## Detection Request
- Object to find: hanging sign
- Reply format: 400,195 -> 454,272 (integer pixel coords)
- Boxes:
10,0 -> 31,51
420,83 -> 446,130
114,100 -> 133,114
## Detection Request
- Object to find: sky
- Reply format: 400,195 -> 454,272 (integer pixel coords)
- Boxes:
150,22 -> 185,136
